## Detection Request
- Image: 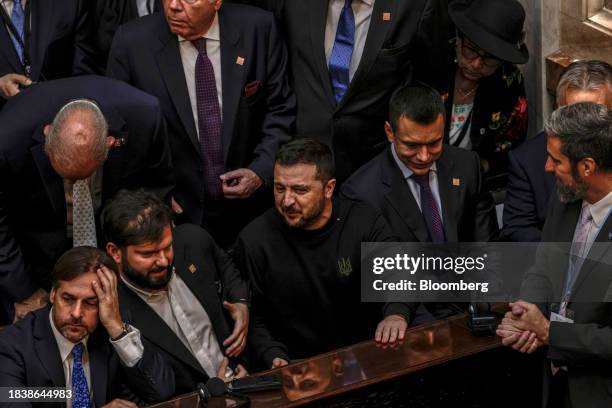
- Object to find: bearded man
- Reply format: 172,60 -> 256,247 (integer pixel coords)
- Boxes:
234,138 -> 396,370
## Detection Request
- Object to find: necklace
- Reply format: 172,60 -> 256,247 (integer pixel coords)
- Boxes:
455,84 -> 477,99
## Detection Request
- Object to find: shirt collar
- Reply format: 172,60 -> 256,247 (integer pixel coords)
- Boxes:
49,308 -> 88,363
120,271 -> 171,303
178,12 -> 220,43
391,143 -> 438,180
359,0 -> 375,6
583,190 -> 612,228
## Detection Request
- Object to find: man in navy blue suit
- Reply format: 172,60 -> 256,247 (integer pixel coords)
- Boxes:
107,0 -> 296,247
0,76 -> 173,324
501,60 -> 612,242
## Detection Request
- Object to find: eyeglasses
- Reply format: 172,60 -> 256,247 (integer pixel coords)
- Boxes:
459,39 -> 502,68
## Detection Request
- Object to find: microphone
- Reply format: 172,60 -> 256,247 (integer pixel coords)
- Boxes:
197,378 -> 250,407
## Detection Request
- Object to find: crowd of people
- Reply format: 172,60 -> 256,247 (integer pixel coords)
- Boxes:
0,0 -> 611,407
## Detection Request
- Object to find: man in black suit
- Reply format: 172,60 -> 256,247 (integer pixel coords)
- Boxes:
0,0 -> 98,107
107,0 -> 295,247
90,0 -> 162,70
0,76 -> 173,324
102,190 -> 249,395
497,103 -> 612,408
0,246 -> 175,408
234,0 -> 449,183
501,60 -> 612,242
342,84 -> 498,331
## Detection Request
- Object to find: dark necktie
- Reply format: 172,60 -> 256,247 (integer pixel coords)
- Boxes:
10,0 -> 25,63
328,0 -> 355,103
71,343 -> 91,408
412,173 -> 446,243
192,38 -> 224,200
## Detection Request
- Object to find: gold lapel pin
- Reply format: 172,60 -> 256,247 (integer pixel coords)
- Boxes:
383,12 -> 391,21
188,264 -> 197,274
236,56 -> 245,66
452,178 -> 461,186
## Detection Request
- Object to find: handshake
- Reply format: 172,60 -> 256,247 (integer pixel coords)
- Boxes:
496,300 -> 551,354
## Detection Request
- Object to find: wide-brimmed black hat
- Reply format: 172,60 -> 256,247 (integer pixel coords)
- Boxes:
449,0 -> 529,64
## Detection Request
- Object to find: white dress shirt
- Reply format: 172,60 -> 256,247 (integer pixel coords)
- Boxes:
324,0 -> 375,82
178,12 -> 223,139
391,144 -> 444,222
136,0 -> 154,17
49,309 -> 144,408
121,271 -> 224,378
1,0 -> 27,17
574,190 -> 612,258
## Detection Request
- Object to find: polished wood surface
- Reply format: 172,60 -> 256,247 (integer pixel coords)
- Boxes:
150,313 -> 502,408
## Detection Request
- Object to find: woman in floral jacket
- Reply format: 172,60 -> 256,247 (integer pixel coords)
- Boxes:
438,0 -> 529,190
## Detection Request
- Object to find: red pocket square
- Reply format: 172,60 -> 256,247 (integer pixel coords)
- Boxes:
244,80 -> 261,97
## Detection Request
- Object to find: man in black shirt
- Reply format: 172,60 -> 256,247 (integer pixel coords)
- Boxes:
234,139 -> 398,370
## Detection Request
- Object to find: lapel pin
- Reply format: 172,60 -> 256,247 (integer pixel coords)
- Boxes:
188,264 -> 197,274
452,178 -> 461,186
236,56 -> 245,66
383,12 -> 391,21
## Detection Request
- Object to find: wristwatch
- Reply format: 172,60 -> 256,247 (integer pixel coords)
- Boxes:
110,322 -> 131,341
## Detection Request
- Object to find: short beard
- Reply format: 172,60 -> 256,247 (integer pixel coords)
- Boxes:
556,165 -> 589,203
121,252 -> 173,290
283,194 -> 326,229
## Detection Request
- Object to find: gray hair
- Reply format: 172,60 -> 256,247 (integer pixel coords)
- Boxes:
545,102 -> 612,172
45,99 -> 109,164
556,60 -> 612,106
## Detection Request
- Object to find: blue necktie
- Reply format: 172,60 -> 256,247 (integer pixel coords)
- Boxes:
71,343 -> 91,408
10,0 -> 25,63
329,0 -> 355,103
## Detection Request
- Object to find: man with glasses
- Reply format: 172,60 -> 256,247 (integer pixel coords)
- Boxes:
107,0 -> 296,248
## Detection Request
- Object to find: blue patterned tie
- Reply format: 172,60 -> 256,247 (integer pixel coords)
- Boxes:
10,0 -> 25,63
412,173 -> 446,243
71,343 -> 91,408
328,0 -> 355,103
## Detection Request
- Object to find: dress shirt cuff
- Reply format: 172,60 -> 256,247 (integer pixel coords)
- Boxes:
109,324 -> 144,367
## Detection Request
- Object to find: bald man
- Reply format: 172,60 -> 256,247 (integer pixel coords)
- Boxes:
0,75 -> 173,324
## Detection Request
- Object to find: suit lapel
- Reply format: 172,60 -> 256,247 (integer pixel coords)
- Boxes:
30,128 -> 65,218
29,0 -> 52,80
33,310 -> 66,387
382,149 -> 430,242
309,0 -> 335,109
88,332 -> 109,408
0,22 -> 23,73
436,154 -> 459,242
118,284 -> 206,375
218,8 -> 245,161
155,25 -> 200,155
338,0 -> 397,110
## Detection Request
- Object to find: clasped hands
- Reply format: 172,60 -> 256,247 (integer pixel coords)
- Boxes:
496,300 -> 550,354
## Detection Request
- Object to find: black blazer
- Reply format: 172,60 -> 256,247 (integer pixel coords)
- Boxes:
90,0 -> 162,70
107,5 -> 296,227
341,145 -> 499,243
0,0 -> 99,108
501,132 -> 555,242
239,0 -> 448,183
520,196 -> 612,408
118,224 -> 245,396
0,307 -> 175,408
0,76 -> 174,307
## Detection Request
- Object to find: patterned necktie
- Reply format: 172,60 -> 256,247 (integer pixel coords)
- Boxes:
560,207 -> 593,316
192,38 -> 224,200
10,0 -> 25,63
71,343 -> 91,408
72,179 -> 97,247
412,173 -> 446,243
328,0 -> 355,103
